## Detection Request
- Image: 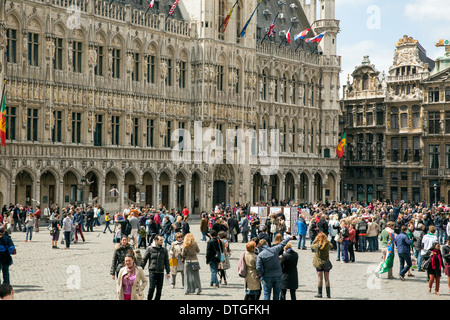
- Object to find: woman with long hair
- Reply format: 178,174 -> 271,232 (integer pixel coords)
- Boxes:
422,242 -> 444,295
311,232 -> 333,298
117,253 -> 148,300
182,233 -> 202,295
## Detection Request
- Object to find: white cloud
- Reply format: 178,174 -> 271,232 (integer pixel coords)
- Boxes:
405,0 -> 450,21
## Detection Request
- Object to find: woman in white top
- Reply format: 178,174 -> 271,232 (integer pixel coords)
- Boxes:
25,212 -> 35,242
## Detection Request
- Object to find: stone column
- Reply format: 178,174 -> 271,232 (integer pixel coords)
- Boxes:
120,177 -> 125,213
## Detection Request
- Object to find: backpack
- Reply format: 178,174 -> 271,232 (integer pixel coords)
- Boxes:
238,251 -> 247,278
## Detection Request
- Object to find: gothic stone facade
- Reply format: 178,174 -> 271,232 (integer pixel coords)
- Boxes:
0,0 -> 341,213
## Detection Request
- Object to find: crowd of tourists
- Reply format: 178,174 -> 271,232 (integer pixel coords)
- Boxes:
1,199 -> 450,300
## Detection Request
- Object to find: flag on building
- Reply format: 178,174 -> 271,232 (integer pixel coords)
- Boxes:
219,0 -> 239,33
240,0 -> 262,38
266,14 -> 278,37
0,80 -> 7,147
168,0 -> 179,16
286,23 -> 294,44
336,131 -> 346,158
305,32 -> 325,43
294,27 -> 311,41
148,0 -> 155,8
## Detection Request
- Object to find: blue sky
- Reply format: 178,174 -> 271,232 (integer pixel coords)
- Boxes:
335,0 -> 450,89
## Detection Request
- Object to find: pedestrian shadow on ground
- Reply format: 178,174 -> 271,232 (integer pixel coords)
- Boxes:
11,284 -> 44,294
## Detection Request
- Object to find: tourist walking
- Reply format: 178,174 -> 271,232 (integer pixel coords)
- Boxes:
376,221 -> 396,279
181,233 -> 202,295
280,242 -> 298,300
395,225 -> 413,281
111,236 -> 134,279
422,242 -> 444,295
73,209 -> 85,243
117,253 -> 148,300
51,213 -> 61,249
169,232 -> 185,289
141,235 -> 170,300
0,226 -> 15,285
218,231 -> 231,285
206,230 -> 224,288
311,232 -> 333,298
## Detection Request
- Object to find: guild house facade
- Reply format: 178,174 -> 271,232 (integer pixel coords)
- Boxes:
342,35 -> 450,205
0,0 -> 341,213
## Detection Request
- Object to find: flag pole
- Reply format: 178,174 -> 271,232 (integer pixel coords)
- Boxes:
218,0 -> 239,33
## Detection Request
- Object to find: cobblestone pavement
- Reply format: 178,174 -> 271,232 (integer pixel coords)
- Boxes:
6,218 -> 450,300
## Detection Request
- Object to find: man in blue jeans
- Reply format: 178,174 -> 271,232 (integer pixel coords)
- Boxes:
206,230 -> 224,288
256,235 -> 291,300
296,215 -> 307,250
395,225 -> 413,281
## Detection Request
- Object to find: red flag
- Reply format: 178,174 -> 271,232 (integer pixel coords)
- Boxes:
219,0 -> 239,33
148,0 -> 154,8
169,0 -> 179,15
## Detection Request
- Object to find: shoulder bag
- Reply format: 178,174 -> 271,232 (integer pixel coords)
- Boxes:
318,248 -> 332,272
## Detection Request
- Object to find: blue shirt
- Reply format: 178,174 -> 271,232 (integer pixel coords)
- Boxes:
296,219 -> 307,235
256,236 -> 291,279
395,232 -> 412,254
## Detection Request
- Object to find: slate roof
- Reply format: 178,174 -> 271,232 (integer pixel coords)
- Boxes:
256,0 -> 317,51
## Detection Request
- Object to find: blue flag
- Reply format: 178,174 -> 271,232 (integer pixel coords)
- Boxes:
240,0 -> 262,38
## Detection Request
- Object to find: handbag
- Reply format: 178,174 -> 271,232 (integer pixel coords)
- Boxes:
215,239 -> 225,262
421,255 -> 432,270
335,233 -> 343,243
190,258 -> 201,271
319,249 -> 332,272
169,257 -> 178,267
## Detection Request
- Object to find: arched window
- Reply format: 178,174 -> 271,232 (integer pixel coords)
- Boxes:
262,70 -> 267,100
292,75 -> 296,104
283,74 -> 287,103
310,79 -> 315,106
391,107 -> 399,129
362,74 -> 369,90
292,120 -> 296,153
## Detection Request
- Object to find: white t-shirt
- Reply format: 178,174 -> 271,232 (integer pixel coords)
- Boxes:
421,233 -> 437,255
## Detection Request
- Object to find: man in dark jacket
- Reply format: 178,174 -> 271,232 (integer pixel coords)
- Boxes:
239,215 -> 249,243
227,214 -> 239,243
258,226 -> 271,246
110,236 -> 134,279
141,235 -> 170,300
206,230 -> 224,288
318,214 -> 329,236
86,206 -> 94,232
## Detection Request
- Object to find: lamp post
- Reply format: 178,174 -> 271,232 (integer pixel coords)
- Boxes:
228,180 -> 232,206
178,179 -> 182,212
80,176 -> 86,206
263,181 -> 268,203
344,183 -> 347,202
433,183 -> 437,205
303,182 -> 307,202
